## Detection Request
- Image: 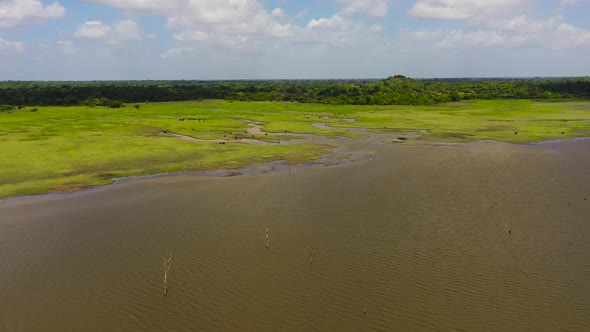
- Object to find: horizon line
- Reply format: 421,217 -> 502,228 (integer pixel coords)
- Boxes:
1,76 -> 589,82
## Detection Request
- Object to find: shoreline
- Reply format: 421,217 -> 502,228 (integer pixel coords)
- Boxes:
3,99 -> 589,202
2,135 -> 590,204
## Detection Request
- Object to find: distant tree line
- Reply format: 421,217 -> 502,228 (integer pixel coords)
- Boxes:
0,76 -> 589,107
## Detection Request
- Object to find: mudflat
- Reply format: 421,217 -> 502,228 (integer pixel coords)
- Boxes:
1,138 -> 590,331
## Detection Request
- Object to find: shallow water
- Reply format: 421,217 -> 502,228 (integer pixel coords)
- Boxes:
1,139 -> 590,331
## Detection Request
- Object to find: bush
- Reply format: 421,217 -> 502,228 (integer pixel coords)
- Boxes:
0,105 -> 14,112
110,100 -> 125,108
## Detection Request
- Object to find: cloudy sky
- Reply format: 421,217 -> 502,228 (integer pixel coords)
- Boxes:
0,0 -> 589,80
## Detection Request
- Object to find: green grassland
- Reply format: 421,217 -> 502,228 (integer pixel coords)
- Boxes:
1,99 -> 589,198
340,100 -> 590,143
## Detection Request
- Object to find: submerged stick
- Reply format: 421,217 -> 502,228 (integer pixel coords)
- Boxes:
162,252 -> 173,296
309,245 -> 317,264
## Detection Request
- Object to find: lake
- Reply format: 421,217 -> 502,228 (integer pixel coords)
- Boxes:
1,139 -> 590,331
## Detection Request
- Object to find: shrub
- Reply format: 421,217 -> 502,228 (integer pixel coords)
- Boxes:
110,100 -> 125,108
0,105 -> 15,112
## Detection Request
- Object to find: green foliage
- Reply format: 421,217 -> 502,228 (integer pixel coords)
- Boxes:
110,100 -> 124,108
98,97 -> 111,107
0,77 -> 588,106
0,104 -> 15,112
81,97 -> 98,107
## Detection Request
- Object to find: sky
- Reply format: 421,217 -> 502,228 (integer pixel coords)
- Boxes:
0,0 -> 589,80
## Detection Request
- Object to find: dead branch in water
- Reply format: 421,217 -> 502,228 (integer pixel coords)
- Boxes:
162,252 -> 173,296
309,245 -> 317,264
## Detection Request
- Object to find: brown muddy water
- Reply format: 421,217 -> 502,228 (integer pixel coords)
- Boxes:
1,137 -> 590,331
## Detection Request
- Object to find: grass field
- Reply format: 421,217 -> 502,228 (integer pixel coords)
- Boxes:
1,99 -> 589,198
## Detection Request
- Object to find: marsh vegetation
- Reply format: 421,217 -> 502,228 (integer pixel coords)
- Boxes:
1,99 -> 589,198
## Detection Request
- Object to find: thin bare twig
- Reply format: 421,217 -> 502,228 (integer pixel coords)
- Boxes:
162,252 -> 173,296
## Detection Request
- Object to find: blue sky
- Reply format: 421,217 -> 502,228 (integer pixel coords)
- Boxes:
0,0 -> 589,80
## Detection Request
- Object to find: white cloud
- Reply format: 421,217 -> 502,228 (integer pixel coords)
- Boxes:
81,0 -> 381,59
374,16 -> 590,78
0,0 -> 65,28
174,30 -> 208,41
87,0 -> 299,39
556,23 -> 590,47
397,15 -> 590,51
167,1 -> 297,38
499,15 -> 562,33
0,37 -> 24,53
74,20 -> 144,43
335,0 -> 390,18
160,46 -> 193,59
112,20 -> 143,40
168,12 -> 370,59
39,40 -> 78,54
74,21 -> 111,39
86,0 -> 172,12
409,0 -> 531,21
271,8 -> 285,18
292,14 -> 374,48
402,29 -> 505,49
307,14 -> 346,30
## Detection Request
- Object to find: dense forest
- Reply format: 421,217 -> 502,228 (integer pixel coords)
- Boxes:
1,76 -> 589,108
